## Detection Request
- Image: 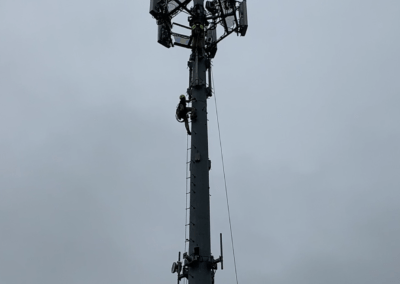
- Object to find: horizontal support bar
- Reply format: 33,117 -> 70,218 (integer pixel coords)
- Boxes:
173,22 -> 192,30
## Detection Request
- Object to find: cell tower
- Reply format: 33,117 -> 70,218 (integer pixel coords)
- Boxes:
149,1 -> 248,283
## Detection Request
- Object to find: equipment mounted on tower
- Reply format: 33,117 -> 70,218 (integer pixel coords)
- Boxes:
150,0 -> 248,57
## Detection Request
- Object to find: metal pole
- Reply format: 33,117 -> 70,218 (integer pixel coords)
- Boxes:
149,1 -> 248,282
187,1 -> 212,284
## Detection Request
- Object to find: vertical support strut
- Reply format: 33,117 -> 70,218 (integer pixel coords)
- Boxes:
188,1 -> 212,284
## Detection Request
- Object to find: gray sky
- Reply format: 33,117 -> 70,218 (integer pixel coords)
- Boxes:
1,0 -> 400,283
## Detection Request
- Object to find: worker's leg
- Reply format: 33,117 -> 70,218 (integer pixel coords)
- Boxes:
184,118 -> 191,135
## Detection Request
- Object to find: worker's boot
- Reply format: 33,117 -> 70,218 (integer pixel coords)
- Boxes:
185,120 -> 191,135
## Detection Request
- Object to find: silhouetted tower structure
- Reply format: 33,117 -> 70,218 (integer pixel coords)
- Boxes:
149,1 -> 248,283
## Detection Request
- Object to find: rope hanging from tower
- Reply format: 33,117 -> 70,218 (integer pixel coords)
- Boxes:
211,64 -> 240,284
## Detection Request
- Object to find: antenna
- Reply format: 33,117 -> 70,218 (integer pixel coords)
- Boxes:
177,252 -> 182,284
149,1 -> 248,283
220,233 -> 224,270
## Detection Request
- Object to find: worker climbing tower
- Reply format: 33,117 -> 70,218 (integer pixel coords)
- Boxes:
149,1 -> 248,283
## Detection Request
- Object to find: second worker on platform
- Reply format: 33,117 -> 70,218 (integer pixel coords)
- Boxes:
176,94 -> 196,136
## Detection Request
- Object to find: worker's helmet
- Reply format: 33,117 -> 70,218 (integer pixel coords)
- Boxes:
180,95 -> 186,100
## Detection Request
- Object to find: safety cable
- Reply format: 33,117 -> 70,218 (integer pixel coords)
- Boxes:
184,133 -> 190,284
211,65 -> 239,284
185,134 -> 189,253
184,97 -> 195,284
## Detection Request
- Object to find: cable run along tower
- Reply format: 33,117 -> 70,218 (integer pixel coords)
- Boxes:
149,1 -> 248,283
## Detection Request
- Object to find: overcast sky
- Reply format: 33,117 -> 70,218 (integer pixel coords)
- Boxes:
1,0 -> 400,283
